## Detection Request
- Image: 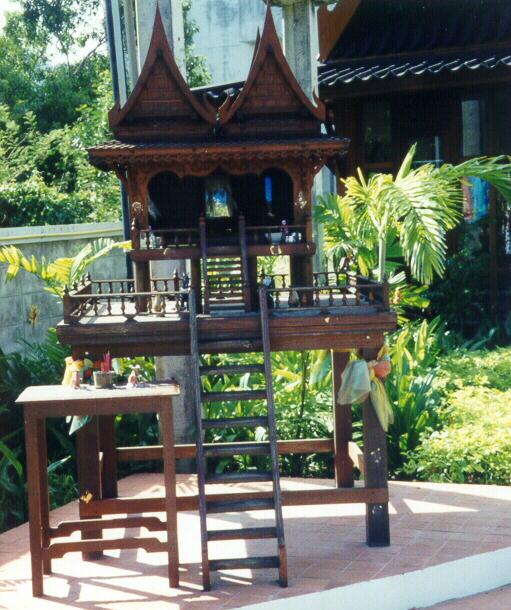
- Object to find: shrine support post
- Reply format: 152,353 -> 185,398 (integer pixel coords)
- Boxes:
362,347 -> 390,546
331,350 -> 353,488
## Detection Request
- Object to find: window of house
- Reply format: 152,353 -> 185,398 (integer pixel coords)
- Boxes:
412,135 -> 443,168
462,99 -> 485,158
363,100 -> 391,165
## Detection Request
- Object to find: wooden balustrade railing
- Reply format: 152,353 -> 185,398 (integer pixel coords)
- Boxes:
62,271 -> 389,323
264,281 -> 389,310
64,289 -> 190,323
63,274 -> 192,323
138,227 -> 199,250
245,223 -> 308,245
133,221 -> 313,251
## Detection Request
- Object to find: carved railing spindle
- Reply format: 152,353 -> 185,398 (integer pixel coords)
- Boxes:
314,288 -> 320,307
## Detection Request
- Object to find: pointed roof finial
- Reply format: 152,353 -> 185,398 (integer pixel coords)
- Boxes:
218,0 -> 325,126
108,4 -> 215,137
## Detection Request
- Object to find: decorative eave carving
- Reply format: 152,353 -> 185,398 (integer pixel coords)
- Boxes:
88,136 -> 349,176
108,7 -> 215,141
218,5 -> 326,130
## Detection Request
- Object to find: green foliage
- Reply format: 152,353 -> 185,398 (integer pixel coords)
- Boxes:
0,5 -> 120,227
315,145 -> 511,288
0,70 -> 120,227
0,329 -> 73,532
200,350 -> 333,478
383,318 -> 448,473
433,346 -> 511,397
0,238 -> 130,297
1,8 -> 107,131
400,345 -> 511,483
405,386 -> 511,484
182,0 -> 212,88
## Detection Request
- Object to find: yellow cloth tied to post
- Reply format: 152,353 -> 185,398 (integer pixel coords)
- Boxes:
337,346 -> 394,432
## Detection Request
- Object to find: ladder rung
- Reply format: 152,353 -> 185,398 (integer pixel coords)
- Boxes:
201,390 -> 267,402
200,364 -> 265,376
208,527 -> 277,542
204,442 -> 270,457
199,339 -> 262,352
209,556 -> 280,571
202,416 -> 268,429
206,498 -> 274,513
205,471 -> 273,484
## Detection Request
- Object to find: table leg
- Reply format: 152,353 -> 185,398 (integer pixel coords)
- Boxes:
332,351 -> 353,488
99,415 -> 118,499
24,413 -> 44,596
160,398 -> 179,588
37,419 -> 52,575
76,417 -> 103,560
362,348 -> 390,547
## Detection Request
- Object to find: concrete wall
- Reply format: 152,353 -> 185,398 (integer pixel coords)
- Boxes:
189,0 -> 282,84
0,222 -> 126,354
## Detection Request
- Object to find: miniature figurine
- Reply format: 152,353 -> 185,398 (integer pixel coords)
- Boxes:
70,369 -> 81,389
127,364 -> 142,387
280,220 -> 289,243
288,289 -> 300,308
62,356 -> 85,388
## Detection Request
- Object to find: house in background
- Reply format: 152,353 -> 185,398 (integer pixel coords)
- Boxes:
318,0 -> 511,322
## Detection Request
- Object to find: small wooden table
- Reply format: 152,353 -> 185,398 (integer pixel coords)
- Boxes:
16,384 -> 180,597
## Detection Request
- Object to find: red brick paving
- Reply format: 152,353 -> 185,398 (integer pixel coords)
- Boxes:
0,475 -> 510,609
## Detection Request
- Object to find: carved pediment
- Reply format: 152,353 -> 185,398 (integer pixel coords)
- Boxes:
109,7 -> 215,141
219,5 -> 325,137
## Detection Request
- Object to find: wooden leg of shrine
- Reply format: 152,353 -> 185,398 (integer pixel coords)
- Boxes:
37,419 -> 52,575
159,396 -> 179,588
99,415 -> 118,499
362,349 -> 390,546
332,350 -> 353,488
25,414 -> 44,596
76,417 -> 104,559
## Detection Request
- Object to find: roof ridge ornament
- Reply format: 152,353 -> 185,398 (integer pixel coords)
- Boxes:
218,3 -> 326,126
108,5 -> 216,137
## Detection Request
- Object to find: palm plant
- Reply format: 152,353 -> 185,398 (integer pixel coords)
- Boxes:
0,238 -> 130,297
316,145 -> 511,284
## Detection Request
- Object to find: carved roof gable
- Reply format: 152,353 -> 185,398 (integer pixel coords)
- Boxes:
219,6 -> 325,136
109,8 -> 215,141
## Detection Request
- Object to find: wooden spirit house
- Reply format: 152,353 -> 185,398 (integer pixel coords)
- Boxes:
58,6 -> 396,591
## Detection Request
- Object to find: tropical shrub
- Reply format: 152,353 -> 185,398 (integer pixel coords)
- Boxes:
401,346 -> 511,483
404,386 -> 511,484
0,330 -> 72,532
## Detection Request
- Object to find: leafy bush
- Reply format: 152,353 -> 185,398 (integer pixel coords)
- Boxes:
401,346 -> 511,483
433,346 -> 511,396
0,330 -> 73,532
404,386 -> 511,484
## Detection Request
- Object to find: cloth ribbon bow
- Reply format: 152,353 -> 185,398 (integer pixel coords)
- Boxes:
337,346 -> 394,432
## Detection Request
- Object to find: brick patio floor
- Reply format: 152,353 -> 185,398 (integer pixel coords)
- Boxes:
0,474 -> 510,609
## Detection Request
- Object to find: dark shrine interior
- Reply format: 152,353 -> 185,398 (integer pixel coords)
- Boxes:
147,168 -> 294,242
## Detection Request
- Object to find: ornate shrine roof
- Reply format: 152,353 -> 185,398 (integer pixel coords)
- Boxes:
90,5 -> 347,170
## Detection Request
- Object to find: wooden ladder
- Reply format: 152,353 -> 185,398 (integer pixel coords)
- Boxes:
199,215 -> 251,313
189,289 -> 288,590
